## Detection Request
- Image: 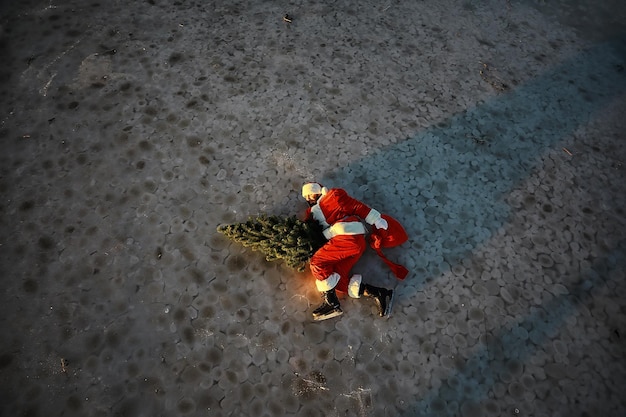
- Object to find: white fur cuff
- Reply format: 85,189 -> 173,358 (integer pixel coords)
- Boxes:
316,272 -> 340,292
364,209 -> 382,225
348,274 -> 362,298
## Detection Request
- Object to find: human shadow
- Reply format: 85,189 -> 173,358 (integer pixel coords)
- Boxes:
315,34 -> 626,416
399,238 -> 626,416
320,35 -> 626,288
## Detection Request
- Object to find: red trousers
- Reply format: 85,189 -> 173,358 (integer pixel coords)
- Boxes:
310,234 -> 366,293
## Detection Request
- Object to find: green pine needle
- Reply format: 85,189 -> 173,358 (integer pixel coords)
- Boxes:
217,214 -> 325,272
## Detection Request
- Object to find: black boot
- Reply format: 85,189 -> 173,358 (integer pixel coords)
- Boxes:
360,284 -> 394,317
312,289 -> 343,321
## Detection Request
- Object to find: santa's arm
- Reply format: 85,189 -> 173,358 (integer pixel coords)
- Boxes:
336,189 -> 387,229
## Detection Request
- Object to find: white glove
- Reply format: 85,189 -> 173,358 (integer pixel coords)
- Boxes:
374,218 -> 388,230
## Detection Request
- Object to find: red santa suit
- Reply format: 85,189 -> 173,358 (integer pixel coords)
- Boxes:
305,188 -> 385,298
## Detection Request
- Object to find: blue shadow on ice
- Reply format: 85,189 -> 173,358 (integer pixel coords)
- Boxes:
404,240 -> 626,416
322,36 -> 626,288
321,35 -> 626,415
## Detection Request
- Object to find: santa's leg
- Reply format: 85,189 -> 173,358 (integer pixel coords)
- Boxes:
348,275 -> 394,317
312,288 -> 343,321
309,237 -> 364,321
362,284 -> 394,317
348,274 -> 393,317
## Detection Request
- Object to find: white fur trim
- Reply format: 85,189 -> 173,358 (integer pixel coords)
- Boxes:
310,204 -> 329,229
348,274 -> 362,298
324,221 -> 366,239
364,208 -> 382,225
316,272 -> 340,292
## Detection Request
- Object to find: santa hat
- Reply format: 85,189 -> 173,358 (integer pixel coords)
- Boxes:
370,214 -> 410,280
302,182 -> 328,198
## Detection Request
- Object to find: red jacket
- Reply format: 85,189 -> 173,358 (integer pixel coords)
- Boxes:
305,188 -> 378,235
306,188 -> 409,280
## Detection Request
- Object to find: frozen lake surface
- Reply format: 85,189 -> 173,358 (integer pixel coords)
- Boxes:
0,0 -> 625,416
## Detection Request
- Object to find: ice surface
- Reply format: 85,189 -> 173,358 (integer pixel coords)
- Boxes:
0,0 -> 625,416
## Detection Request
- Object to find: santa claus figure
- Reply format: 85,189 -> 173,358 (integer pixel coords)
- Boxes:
302,182 -> 395,321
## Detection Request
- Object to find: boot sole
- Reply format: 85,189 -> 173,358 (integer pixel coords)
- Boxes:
313,309 -> 343,321
383,291 -> 394,317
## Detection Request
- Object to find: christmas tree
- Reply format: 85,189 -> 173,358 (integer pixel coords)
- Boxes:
217,215 -> 326,272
